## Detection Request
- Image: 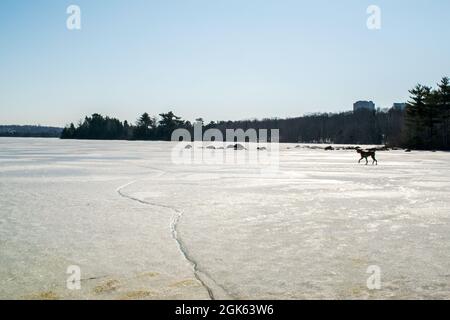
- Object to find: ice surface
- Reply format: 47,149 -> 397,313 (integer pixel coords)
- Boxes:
0,138 -> 449,299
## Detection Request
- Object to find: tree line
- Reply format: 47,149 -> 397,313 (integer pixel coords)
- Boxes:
61,76 -> 449,150
404,77 -> 450,150
0,125 -> 62,138
61,111 -> 191,141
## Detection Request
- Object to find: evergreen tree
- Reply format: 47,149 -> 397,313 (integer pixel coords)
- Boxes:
436,77 -> 450,149
156,111 -> 184,140
133,113 -> 155,140
405,84 -> 431,148
61,123 -> 76,139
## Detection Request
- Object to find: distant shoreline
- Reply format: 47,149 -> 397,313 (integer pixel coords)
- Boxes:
0,125 -> 62,138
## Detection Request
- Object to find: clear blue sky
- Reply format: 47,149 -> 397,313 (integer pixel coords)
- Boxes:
0,0 -> 449,126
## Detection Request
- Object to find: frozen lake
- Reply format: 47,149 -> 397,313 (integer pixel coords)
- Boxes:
0,138 -> 449,299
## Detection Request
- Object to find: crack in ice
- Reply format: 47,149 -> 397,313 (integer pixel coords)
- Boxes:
116,176 -> 231,300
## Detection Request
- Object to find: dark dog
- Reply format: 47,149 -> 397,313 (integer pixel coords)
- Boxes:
356,148 -> 378,165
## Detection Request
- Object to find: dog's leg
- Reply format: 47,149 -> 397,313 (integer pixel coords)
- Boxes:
372,155 -> 377,165
365,157 -> 368,165
359,157 -> 363,164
